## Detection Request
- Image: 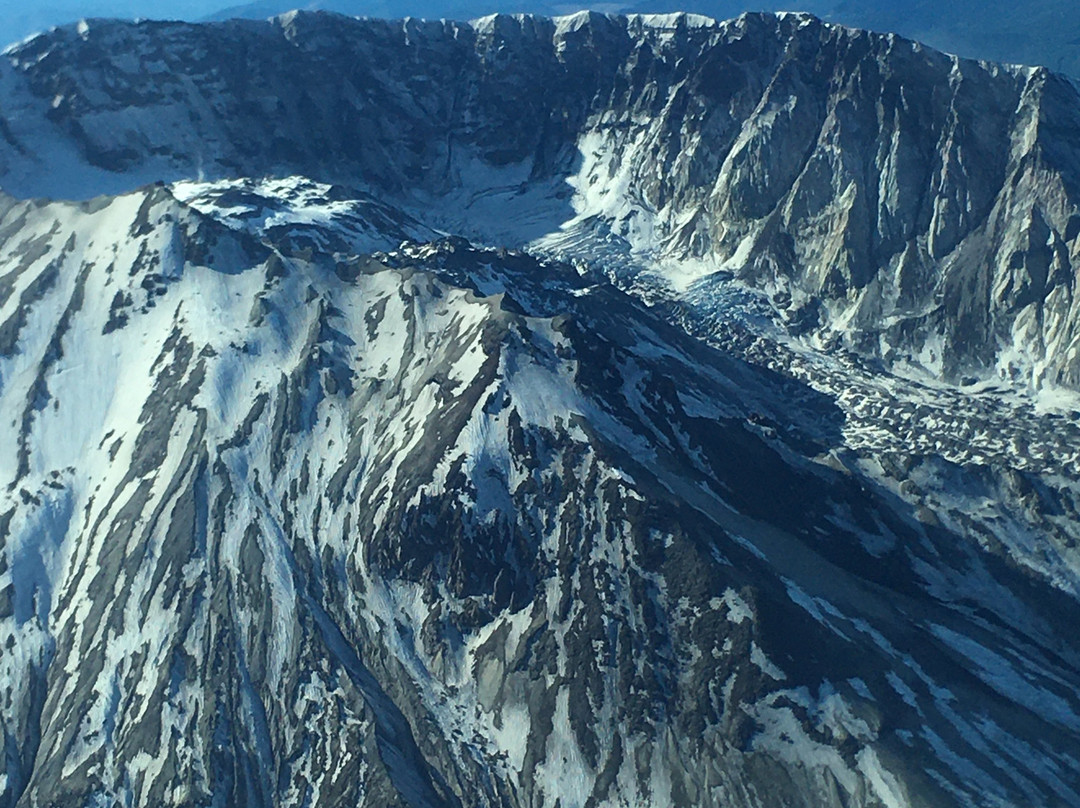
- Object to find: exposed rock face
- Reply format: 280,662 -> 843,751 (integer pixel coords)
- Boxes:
199,0 -> 1080,82
0,12 -> 1079,808
2,11 -> 1080,387
2,179 -> 1079,808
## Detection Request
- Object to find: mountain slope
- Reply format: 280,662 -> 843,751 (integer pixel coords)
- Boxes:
2,11 -> 1080,390
1,180 -> 1079,808
3,0 -> 1080,83
1,12 -> 1080,808
198,0 -> 1080,80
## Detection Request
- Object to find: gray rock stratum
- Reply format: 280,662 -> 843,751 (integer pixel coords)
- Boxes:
0,11 -> 1079,808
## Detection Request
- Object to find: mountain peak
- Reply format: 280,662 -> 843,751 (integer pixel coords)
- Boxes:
2,16 -> 1080,805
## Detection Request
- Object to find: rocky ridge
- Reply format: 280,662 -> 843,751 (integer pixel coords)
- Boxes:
1,11 -> 1080,388
0,177 -> 1077,808
0,11 -> 1078,808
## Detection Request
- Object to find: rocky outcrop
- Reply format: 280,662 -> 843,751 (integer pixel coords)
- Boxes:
0,180 -> 1078,808
1,12 -> 1080,386
1,14 -> 1080,808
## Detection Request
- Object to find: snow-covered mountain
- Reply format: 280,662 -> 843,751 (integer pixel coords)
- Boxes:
5,0 -> 1079,82
200,0 -> 1080,80
1,11 -> 1079,808
4,10 -> 1080,389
